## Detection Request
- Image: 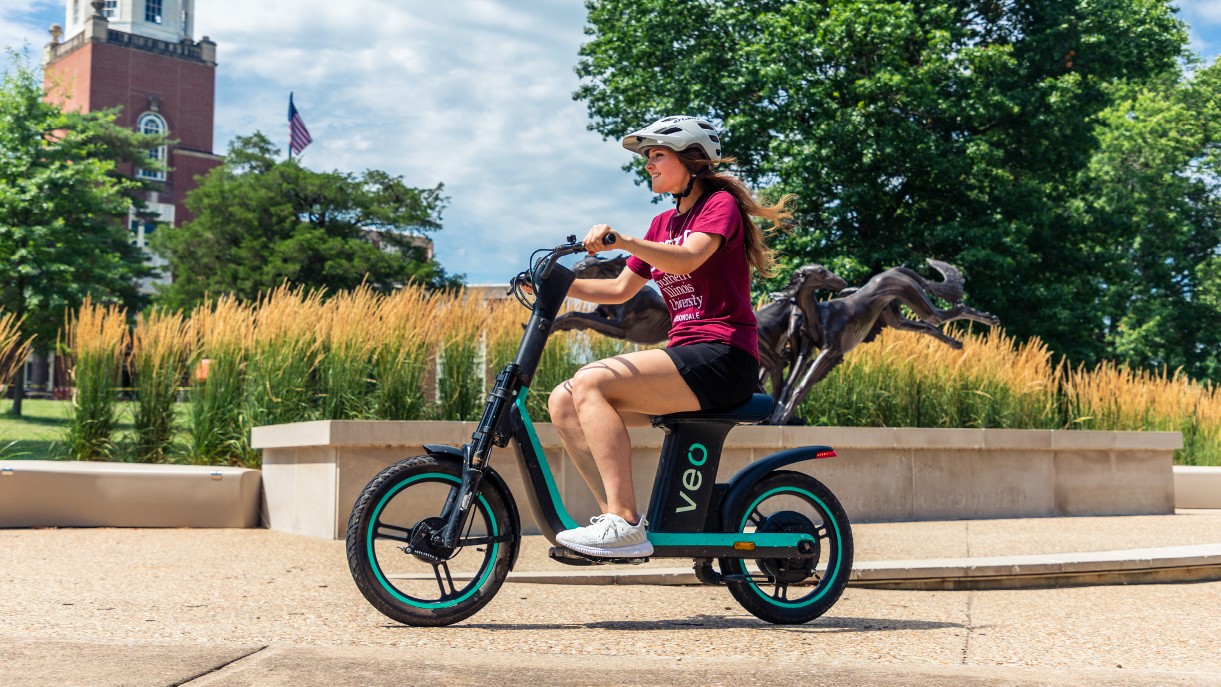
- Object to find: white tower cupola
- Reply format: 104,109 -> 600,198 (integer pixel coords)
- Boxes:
64,0 -> 196,43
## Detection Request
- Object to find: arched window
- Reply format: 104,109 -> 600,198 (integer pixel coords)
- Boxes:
136,113 -> 167,181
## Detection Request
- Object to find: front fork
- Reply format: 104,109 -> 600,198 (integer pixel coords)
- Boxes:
434,364 -> 522,550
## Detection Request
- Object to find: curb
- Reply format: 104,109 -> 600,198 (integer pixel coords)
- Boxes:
481,543 -> 1221,590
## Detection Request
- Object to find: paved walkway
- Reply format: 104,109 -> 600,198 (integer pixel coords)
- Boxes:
2,511 -> 1220,686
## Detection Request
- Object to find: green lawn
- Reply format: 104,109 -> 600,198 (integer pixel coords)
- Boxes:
0,399 -> 73,459
0,399 -> 191,461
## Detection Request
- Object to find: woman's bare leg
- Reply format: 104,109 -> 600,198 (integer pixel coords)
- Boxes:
549,381 -> 651,514
567,349 -> 700,521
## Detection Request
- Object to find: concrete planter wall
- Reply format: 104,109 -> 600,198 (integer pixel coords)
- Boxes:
0,461 -> 262,528
252,422 -> 1181,540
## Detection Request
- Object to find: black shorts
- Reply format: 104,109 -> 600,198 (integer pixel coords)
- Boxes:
664,342 -> 759,411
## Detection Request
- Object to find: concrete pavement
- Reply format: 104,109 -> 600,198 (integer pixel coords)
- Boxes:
2,512 -> 1220,686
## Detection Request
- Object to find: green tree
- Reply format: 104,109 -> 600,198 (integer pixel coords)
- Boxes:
152,133 -> 457,311
575,0 -> 1187,366
0,51 -> 160,416
1078,61 -> 1221,380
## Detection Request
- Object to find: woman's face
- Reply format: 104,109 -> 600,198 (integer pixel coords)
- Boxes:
644,147 -> 690,195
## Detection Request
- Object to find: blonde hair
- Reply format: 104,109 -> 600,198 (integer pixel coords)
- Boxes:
675,148 -> 794,278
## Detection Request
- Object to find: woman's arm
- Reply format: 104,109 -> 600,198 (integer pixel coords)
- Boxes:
568,267 -> 650,305
583,224 -> 724,276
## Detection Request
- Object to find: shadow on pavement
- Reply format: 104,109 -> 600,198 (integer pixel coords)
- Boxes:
444,615 -> 964,633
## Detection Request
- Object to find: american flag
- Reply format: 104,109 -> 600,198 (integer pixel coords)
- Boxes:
288,93 -> 312,158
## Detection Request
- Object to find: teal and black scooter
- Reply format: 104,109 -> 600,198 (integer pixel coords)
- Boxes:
345,236 -> 854,626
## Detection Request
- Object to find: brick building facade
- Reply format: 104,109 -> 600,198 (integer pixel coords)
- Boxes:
22,0 -> 221,395
43,0 -> 221,285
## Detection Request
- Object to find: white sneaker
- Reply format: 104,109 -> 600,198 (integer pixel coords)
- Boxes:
556,514 -> 654,558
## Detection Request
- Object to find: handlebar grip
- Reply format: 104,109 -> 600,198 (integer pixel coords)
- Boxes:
603,233 -> 616,246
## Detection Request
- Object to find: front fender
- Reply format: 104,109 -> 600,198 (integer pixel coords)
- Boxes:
716,445 -> 837,531
422,444 -> 523,571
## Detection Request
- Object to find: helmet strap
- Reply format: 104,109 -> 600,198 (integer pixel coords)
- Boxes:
672,174 -> 698,211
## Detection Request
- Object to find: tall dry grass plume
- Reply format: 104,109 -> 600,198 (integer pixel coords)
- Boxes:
64,296 -> 129,460
246,285 -> 324,426
372,284 -> 442,420
804,327 -> 1060,429
318,286 -> 381,420
435,289 -> 490,421
0,310 -> 33,398
1064,362 -> 1221,465
189,295 -> 254,466
129,308 -> 193,462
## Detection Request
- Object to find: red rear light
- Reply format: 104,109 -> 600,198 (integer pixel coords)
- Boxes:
815,450 -> 837,459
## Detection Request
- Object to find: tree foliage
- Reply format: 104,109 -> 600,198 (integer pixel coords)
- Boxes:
0,50 -> 160,413
575,0 -> 1210,375
152,133 -> 457,311
1077,62 -> 1221,380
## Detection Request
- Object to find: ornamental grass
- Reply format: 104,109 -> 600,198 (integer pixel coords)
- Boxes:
803,327 -> 1061,430
244,285 -> 324,428
370,284 -> 439,421
129,308 -> 192,462
0,309 -> 32,397
63,296 -> 128,460
1063,362 -> 1220,466
189,295 -> 253,467
434,290 -> 490,421
42,287 -> 1221,467
317,286 -> 382,420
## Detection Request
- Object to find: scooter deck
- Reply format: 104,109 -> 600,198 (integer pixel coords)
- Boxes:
547,546 -> 650,566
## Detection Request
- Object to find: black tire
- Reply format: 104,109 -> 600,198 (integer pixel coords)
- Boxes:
720,470 -> 853,624
345,455 -> 515,627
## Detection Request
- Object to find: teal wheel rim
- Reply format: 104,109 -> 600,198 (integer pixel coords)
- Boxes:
738,486 -> 843,608
366,472 -> 500,609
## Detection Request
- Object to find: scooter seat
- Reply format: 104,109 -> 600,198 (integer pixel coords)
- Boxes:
654,393 -> 775,426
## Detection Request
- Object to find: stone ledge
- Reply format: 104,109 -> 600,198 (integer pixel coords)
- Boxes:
0,461 -> 261,528
251,421 -> 1182,451
254,421 -> 1180,539
1174,466 -> 1221,509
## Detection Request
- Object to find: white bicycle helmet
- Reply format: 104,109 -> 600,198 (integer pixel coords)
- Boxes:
621,115 -> 722,160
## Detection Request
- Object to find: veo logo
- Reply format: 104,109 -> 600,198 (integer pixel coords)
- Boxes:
674,443 -> 708,513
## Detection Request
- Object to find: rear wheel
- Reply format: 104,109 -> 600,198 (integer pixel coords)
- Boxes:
720,470 -> 853,624
345,455 -> 514,627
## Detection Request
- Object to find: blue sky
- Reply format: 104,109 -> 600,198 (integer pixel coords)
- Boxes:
3,1 -> 1220,285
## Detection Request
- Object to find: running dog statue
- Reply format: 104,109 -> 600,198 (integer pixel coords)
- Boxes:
547,256 -> 999,426
755,265 -> 848,399
550,255 -> 671,345
767,259 -> 1000,425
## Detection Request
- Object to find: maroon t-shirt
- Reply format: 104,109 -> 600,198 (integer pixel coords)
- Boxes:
626,190 -> 759,360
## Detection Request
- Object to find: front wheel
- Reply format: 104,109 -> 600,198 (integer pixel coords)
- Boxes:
345,455 -> 515,626
720,470 -> 854,624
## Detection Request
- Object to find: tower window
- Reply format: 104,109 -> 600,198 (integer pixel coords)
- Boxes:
104,0 -> 117,18
145,0 -> 162,24
136,113 -> 168,181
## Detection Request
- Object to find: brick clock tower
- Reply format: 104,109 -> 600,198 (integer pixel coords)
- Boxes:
42,0 -> 221,287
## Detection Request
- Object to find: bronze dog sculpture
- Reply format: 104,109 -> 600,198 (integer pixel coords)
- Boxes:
769,259 -> 1000,425
550,255 -> 671,345
756,265 -> 848,398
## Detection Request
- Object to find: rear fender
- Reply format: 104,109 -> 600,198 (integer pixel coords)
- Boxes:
423,443 -> 523,570
716,445 -> 837,531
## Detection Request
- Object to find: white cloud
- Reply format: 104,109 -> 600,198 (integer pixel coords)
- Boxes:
4,0 -> 662,284
1175,1 -> 1221,57
196,0 -> 659,284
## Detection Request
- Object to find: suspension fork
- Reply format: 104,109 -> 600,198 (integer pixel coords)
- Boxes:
435,364 -> 524,549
